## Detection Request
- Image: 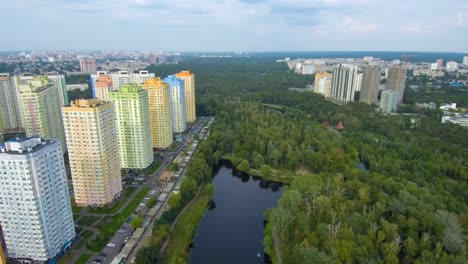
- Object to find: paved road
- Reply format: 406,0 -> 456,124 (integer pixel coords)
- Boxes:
88,117 -> 210,264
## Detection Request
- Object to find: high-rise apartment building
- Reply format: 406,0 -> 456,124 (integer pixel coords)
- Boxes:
436,58 -> 444,69
109,84 -> 153,169
301,64 -> 316,75
0,73 -> 21,130
164,75 -> 187,133
94,75 -> 112,101
79,58 -> 97,72
62,99 -> 122,207
17,77 -> 66,153
0,137 -> 75,262
380,90 -> 398,113
91,71 -> 155,96
386,67 -> 407,105
330,65 -> 358,104
314,72 -> 332,97
463,56 -> 468,66
355,73 -> 363,92
47,74 -> 69,106
446,61 -> 458,71
175,71 -> 196,123
141,78 -> 173,149
359,66 -> 381,105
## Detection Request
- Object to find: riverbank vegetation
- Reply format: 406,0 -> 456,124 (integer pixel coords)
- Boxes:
143,57 -> 467,263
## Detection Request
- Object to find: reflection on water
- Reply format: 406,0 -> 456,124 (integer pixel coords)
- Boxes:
189,161 -> 284,264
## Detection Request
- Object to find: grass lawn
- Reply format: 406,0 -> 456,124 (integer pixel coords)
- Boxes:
87,187 -> 151,252
75,253 -> 92,264
145,160 -> 162,176
88,186 -> 138,214
57,252 -> 74,264
79,216 -> 101,226
77,229 -> 94,249
162,186 -> 213,263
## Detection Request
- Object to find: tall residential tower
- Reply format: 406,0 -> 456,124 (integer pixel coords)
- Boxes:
164,75 -> 187,133
175,71 -> 196,123
0,137 -> 75,262
62,99 -> 122,207
330,65 -> 358,104
109,84 -> 153,169
359,66 -> 381,105
17,77 -> 66,153
387,67 -> 407,105
142,78 -> 173,149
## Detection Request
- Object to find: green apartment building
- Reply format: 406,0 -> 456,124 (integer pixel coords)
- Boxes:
109,84 -> 153,169
18,77 -> 67,153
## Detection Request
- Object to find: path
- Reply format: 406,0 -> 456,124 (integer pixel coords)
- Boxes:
159,185 -> 203,253
272,226 -> 283,264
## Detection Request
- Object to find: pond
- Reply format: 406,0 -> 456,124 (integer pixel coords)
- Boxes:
189,161 -> 284,264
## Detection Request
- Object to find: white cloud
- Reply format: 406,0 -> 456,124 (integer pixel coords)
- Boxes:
340,16 -> 378,32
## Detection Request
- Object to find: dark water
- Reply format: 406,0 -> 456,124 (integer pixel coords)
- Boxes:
189,162 -> 284,264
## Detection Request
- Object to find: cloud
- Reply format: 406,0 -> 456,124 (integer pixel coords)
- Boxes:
0,0 -> 467,51
340,16 -> 378,32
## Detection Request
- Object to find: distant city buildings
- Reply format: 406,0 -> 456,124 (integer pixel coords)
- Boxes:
386,67 -> 407,105
463,56 -> 468,66
301,64 -> 316,75
79,58 -> 97,72
330,65 -> 358,104
379,90 -> 398,113
360,66 -> 381,105
94,75 -> 112,101
446,61 -> 458,72
355,73 -> 363,92
17,77 -> 67,153
142,78 -> 173,148
175,71 -> 196,123
0,73 -> 21,130
62,99 -> 122,207
109,84 -> 153,169
314,72 -> 332,97
90,70 -> 154,97
436,58 -> 444,69
164,75 -> 187,133
0,137 -> 75,262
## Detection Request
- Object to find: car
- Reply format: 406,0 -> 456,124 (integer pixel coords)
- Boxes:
118,229 -> 125,233
107,243 -> 115,247
98,253 -> 107,258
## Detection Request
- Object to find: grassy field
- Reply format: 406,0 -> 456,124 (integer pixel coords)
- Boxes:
89,187 -> 136,214
87,187 -> 151,252
76,229 -> 94,249
57,252 -> 74,264
162,186 -> 213,263
79,216 -> 101,226
145,160 -> 162,176
75,253 -> 92,264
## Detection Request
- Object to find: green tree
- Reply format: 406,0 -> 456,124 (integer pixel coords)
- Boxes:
131,214 -> 143,229
146,196 -> 157,209
168,193 -> 182,209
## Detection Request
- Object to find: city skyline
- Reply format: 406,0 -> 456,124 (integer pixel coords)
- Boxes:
1,0 -> 467,52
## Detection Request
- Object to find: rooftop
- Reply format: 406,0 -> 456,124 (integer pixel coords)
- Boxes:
175,71 -> 193,77
142,77 -> 167,87
0,136 -> 56,155
69,99 -> 107,108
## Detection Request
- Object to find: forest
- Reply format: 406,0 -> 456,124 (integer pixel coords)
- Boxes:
143,57 -> 467,263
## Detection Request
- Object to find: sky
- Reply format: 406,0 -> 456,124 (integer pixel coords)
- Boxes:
1,0 -> 467,52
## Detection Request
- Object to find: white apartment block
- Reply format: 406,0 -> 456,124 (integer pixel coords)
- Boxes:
91,70 -> 155,91
0,137 -> 75,263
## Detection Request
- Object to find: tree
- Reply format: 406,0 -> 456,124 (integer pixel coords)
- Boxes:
168,193 -> 182,209
237,159 -> 250,172
146,196 -> 157,209
260,164 -> 271,177
180,178 -> 198,202
131,214 -> 143,229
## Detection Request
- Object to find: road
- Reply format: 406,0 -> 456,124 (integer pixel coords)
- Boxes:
88,117 -> 210,264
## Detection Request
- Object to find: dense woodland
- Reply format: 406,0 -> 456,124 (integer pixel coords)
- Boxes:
141,58 -> 467,263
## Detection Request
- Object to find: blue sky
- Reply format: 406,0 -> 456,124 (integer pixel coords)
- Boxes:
1,0 -> 467,52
